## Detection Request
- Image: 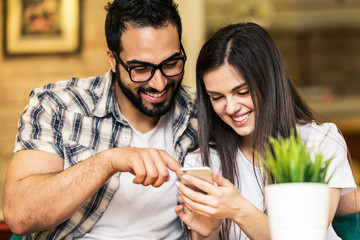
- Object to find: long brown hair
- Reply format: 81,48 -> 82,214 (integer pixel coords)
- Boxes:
196,22 -> 316,239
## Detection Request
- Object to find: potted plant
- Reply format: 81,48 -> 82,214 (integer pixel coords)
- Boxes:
260,132 -> 334,240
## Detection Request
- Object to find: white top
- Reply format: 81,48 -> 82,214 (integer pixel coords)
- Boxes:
80,109 -> 184,240
184,122 -> 356,240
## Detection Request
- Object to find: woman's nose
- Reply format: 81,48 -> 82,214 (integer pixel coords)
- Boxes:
225,98 -> 240,115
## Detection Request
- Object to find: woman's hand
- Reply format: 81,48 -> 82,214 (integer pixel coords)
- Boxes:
175,202 -> 221,238
176,171 -> 271,240
176,171 -> 245,220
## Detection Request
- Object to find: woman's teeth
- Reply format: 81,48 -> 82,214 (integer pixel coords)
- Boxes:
233,112 -> 251,121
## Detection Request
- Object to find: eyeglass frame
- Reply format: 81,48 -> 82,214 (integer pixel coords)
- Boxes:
112,43 -> 187,83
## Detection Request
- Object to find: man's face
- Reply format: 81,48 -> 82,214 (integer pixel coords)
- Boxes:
112,24 -> 183,118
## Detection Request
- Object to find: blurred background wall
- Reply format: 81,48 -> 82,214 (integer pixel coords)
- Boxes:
0,0 -> 359,220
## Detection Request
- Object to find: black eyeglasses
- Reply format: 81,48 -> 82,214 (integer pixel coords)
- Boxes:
112,44 -> 187,83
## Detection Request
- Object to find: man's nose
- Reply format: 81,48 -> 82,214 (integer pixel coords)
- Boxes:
147,69 -> 167,92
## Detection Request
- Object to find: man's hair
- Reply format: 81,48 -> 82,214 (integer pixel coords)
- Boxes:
105,0 -> 182,54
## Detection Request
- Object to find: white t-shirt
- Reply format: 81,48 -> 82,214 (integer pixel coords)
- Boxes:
80,109 -> 184,240
184,122 -> 356,240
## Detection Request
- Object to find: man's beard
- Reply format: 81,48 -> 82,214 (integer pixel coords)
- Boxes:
115,66 -> 182,117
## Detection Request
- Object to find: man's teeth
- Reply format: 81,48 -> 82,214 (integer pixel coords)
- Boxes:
233,112 -> 251,121
146,90 -> 165,98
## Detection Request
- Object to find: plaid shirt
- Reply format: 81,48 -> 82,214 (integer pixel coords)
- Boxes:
15,70 -> 198,240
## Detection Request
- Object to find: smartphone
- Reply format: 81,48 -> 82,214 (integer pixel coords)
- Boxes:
179,166 -> 214,193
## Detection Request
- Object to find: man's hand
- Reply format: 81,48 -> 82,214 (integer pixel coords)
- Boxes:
107,147 -> 182,187
3,147 -> 181,235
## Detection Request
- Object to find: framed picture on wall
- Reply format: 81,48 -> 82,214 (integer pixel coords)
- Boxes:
3,0 -> 81,56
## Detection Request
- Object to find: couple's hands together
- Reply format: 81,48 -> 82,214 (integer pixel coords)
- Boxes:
107,147 -> 181,187
105,147 -> 248,238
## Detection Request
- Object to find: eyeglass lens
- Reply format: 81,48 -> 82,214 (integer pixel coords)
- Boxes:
130,58 -> 184,82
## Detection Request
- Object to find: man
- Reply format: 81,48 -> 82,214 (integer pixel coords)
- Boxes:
3,0 -> 197,239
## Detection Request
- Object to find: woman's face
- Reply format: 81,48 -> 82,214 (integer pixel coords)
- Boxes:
203,64 -> 255,138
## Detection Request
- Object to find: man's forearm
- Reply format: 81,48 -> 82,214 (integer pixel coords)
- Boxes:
4,150 -> 114,235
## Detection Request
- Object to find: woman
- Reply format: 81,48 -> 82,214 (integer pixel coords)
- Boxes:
175,22 -> 356,240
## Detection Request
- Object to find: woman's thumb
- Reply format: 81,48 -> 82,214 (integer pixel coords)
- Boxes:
212,171 -> 228,186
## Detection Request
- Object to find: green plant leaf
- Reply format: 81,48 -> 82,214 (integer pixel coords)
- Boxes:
260,130 -> 334,184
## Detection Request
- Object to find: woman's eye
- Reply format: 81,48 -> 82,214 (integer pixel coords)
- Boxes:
238,90 -> 249,96
211,95 -> 223,101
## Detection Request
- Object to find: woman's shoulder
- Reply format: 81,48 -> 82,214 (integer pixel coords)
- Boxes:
296,122 -> 346,151
184,148 -> 221,168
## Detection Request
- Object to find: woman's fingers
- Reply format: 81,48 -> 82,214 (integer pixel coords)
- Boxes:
176,181 -> 216,217
175,204 -> 184,216
179,190 -> 215,218
176,174 -> 241,220
212,171 -> 232,187
176,180 -> 208,204
179,171 -> 232,197
181,174 -> 216,194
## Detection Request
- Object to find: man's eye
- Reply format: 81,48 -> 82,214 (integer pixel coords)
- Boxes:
163,60 -> 179,69
132,66 -> 152,73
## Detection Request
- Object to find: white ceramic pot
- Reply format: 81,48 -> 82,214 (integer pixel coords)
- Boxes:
265,182 -> 330,240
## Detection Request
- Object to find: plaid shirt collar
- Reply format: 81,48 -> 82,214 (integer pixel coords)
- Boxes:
92,70 -> 125,123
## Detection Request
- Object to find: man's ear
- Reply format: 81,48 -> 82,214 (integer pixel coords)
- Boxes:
106,48 -> 117,73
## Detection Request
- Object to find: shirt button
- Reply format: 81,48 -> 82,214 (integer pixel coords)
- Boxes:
115,172 -> 120,177
101,208 -> 106,212
74,233 -> 79,237
123,136 -> 128,140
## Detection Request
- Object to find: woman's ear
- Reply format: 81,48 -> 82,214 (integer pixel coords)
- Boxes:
106,48 -> 117,73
